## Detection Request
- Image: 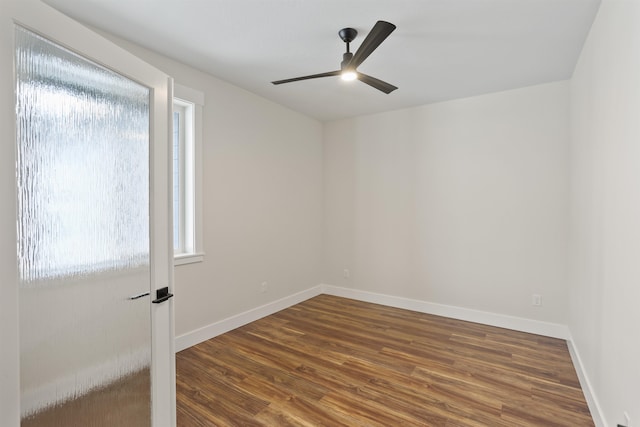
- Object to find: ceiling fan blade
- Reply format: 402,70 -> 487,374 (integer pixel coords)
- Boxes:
357,72 -> 398,94
272,70 -> 341,85
349,21 -> 396,70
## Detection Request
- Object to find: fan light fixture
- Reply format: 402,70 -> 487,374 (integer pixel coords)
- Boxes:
341,70 -> 357,81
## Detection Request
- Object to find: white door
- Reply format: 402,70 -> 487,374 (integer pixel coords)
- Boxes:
0,1 -> 175,426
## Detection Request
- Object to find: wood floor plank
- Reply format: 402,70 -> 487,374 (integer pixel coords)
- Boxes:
176,295 -> 594,426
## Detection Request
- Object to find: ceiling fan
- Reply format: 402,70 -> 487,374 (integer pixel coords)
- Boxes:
272,20 -> 398,94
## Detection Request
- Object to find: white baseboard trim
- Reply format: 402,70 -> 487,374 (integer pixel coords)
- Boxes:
321,285 -> 571,339
566,336 -> 606,427
176,283 -> 572,353
174,285 -> 324,352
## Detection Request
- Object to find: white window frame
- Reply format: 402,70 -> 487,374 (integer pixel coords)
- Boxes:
173,84 -> 204,266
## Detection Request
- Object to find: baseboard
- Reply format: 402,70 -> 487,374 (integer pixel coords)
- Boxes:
321,285 -> 571,339
566,336 -> 607,427
176,283 -> 572,353
174,285 -> 324,352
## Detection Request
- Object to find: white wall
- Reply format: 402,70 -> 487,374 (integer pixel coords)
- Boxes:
324,81 -> 570,324
569,0 -> 640,425
103,36 -> 325,338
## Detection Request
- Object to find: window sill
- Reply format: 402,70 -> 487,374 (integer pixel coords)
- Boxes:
174,252 -> 204,266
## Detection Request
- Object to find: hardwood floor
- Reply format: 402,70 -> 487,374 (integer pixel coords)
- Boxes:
176,295 -> 593,426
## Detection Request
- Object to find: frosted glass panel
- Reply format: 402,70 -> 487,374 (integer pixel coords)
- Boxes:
15,26 -> 150,283
16,26 -> 152,426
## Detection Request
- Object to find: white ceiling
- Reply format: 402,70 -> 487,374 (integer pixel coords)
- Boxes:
43,0 -> 600,122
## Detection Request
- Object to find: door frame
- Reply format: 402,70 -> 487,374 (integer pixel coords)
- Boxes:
0,1 -> 176,425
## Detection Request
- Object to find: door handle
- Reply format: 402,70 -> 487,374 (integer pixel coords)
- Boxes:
129,292 -> 150,300
152,287 -> 174,304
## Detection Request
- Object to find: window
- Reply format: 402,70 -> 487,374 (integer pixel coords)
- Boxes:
173,84 -> 204,265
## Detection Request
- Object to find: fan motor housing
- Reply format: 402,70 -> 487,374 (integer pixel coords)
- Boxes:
341,52 -> 354,70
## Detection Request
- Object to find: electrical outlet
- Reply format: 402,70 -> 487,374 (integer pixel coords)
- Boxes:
343,268 -> 350,279
532,294 -> 542,306
260,282 -> 268,293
